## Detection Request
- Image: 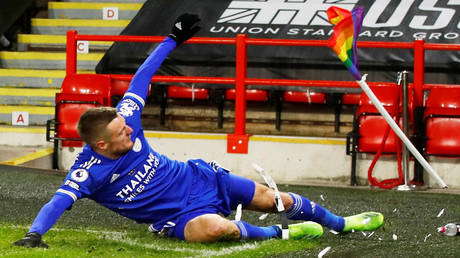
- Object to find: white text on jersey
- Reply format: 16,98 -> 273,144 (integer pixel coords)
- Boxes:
115,152 -> 159,202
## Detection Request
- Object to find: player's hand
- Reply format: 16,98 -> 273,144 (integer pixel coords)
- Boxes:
13,232 -> 48,248
168,13 -> 201,46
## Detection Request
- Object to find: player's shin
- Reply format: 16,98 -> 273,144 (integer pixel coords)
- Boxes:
232,220 -> 281,240
286,193 -> 345,232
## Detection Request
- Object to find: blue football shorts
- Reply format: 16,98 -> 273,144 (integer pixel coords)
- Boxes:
171,171 -> 255,240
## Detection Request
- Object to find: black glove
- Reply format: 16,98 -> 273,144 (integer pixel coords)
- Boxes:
13,232 -> 48,248
168,13 -> 201,46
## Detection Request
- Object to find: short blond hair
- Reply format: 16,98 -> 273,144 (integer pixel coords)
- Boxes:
77,107 -> 118,148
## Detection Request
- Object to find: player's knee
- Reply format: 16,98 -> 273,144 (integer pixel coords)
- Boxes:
281,192 -> 294,210
185,214 -> 233,242
203,223 -> 227,239
256,186 -> 293,212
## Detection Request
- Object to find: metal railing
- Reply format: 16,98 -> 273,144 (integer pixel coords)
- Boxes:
65,30 -> 460,153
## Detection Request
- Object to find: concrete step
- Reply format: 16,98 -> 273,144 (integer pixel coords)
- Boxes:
0,88 -> 59,106
0,126 -> 52,148
18,34 -> 112,51
0,68 -> 94,88
48,2 -> 142,20
31,18 -> 130,35
0,69 -> 63,88
0,105 -> 54,125
0,51 -> 103,70
0,145 -> 53,170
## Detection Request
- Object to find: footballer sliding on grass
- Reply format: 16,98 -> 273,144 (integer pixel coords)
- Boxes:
13,13 -> 383,248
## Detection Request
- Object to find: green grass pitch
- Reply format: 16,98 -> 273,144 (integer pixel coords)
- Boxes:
1,164 -> 459,257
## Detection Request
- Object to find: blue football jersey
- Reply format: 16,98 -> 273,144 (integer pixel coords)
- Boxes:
56,37 -> 229,230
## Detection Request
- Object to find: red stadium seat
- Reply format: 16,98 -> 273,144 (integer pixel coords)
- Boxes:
357,116 -> 402,153
49,93 -> 104,147
168,85 -> 209,100
424,88 -> 460,156
215,89 -> 267,129
111,79 -> 131,96
225,89 -> 267,101
333,93 -> 361,133
275,90 -> 326,130
282,91 -> 326,104
346,85 -> 413,185
61,74 -> 111,106
354,86 -> 413,153
159,85 -> 210,125
342,93 -> 361,105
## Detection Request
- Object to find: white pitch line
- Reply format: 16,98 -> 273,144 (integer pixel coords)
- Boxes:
10,225 -> 259,256
87,228 -> 260,256
94,234 -> 260,256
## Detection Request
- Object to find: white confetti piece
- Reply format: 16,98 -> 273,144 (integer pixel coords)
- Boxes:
367,232 -> 374,238
361,232 -> 367,237
235,204 -> 242,221
378,237 -> 382,241
320,195 -> 325,201
437,208 -> 445,218
393,208 -> 397,213
351,229 -> 355,233
329,230 -> 339,235
363,217 -> 371,224
424,233 -> 431,242
258,213 -> 268,220
318,246 -> 331,258
393,234 -> 398,240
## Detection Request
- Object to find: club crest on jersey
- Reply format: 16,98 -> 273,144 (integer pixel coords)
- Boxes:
71,168 -> 89,182
118,99 -> 139,117
133,137 -> 142,152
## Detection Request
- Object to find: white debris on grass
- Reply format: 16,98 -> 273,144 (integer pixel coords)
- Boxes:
318,246 -> 331,258
378,237 -> 382,241
424,233 -> 432,242
235,204 -> 242,221
259,213 -> 269,220
437,208 -> 445,218
320,194 -> 325,201
393,208 -> 397,213
393,234 -> 398,240
329,230 -> 339,235
367,232 -> 374,238
361,232 -> 367,237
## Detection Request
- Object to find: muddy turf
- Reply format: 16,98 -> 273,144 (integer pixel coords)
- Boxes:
1,164 -> 459,257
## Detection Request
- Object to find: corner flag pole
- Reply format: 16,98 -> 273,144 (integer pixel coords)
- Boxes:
326,5 -> 446,188
357,76 -> 447,188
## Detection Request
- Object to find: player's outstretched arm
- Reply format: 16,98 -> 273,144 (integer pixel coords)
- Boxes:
13,193 -> 74,248
124,13 -> 201,107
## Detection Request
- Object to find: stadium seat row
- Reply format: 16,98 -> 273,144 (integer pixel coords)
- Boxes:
46,74 -> 460,175
46,74 -> 361,148
347,85 -> 460,157
345,84 -> 460,185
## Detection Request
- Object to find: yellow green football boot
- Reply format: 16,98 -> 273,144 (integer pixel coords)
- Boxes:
342,212 -> 384,232
277,221 -> 323,240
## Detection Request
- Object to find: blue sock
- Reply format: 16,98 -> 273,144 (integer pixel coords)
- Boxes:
286,192 -> 345,231
232,220 -> 281,240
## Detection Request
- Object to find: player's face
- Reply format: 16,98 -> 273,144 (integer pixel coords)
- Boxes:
105,115 -> 134,158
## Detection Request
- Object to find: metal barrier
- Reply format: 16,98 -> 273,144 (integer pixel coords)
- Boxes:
65,30 -> 460,154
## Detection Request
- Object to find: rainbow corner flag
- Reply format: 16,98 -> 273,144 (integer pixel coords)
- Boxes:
327,6 -> 364,81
